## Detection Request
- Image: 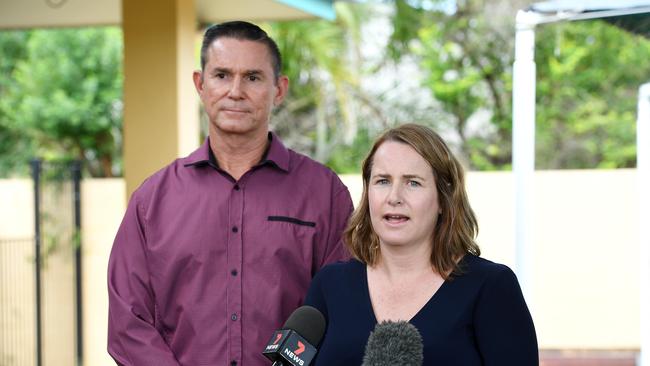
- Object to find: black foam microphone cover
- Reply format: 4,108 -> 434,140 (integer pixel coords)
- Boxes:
283,305 -> 326,346
361,320 -> 424,366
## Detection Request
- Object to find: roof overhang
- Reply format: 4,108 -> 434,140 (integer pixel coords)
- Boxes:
525,0 -> 650,36
0,0 -> 336,30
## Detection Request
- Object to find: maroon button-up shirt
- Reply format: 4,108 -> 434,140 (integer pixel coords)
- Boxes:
108,133 -> 353,366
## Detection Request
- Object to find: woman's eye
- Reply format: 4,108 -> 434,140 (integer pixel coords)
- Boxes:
408,180 -> 421,187
375,178 -> 389,185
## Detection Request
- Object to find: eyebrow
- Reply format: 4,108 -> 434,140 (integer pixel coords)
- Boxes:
210,67 -> 265,76
402,174 -> 424,180
371,173 -> 425,180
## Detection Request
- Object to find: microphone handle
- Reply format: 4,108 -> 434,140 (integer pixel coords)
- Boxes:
272,361 -> 285,366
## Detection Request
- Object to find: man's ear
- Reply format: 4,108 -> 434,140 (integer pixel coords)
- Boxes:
273,75 -> 289,106
193,70 -> 204,94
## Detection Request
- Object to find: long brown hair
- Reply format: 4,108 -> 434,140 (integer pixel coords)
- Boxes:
344,123 -> 480,278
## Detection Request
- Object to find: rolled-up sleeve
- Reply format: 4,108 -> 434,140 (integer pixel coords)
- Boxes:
107,192 -> 180,366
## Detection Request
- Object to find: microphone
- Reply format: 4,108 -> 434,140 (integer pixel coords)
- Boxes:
262,305 -> 326,366
361,320 -> 424,366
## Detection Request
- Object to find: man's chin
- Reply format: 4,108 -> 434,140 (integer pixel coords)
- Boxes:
213,121 -> 264,136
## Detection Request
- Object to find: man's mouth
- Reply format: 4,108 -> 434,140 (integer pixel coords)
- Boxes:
222,108 -> 248,113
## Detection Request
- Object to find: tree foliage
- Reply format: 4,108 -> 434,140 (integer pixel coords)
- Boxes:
382,0 -> 524,170
535,20 -> 650,169
269,2 -> 447,173
0,30 -> 34,177
382,0 -> 650,170
2,4 -> 648,177
265,2 -> 367,166
414,1 -> 515,169
0,27 -> 123,177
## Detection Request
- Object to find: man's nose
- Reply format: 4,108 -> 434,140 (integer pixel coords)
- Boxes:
228,76 -> 244,99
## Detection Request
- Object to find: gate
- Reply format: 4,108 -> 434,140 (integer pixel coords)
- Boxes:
0,160 -> 82,366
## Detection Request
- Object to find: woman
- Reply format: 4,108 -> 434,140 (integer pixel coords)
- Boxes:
305,124 -> 538,365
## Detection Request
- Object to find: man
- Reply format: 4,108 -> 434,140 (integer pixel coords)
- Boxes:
108,21 -> 353,366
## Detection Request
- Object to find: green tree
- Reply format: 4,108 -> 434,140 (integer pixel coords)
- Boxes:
1,27 -> 123,177
266,2 -> 367,166
385,0 -> 649,170
268,1 -> 443,173
535,20 -> 650,169
0,30 -> 34,177
392,0 -> 521,170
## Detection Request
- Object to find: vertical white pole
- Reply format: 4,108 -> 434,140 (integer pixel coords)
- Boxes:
512,10 -> 538,305
638,82 -> 650,366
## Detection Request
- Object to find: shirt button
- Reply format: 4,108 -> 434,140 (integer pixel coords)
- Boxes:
234,184 -> 240,191
232,226 -> 238,233
231,269 -> 238,276
231,313 -> 238,321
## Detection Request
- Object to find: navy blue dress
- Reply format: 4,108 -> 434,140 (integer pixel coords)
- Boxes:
304,254 -> 538,365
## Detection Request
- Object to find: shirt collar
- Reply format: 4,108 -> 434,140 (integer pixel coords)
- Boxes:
183,132 -> 290,172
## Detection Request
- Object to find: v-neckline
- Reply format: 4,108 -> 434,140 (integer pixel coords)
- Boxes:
361,263 -> 450,325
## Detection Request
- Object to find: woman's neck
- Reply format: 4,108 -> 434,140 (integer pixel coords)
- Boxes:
373,243 -> 435,281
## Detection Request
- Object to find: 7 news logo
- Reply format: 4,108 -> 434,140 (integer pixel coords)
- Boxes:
263,329 -> 316,366
282,341 -> 306,366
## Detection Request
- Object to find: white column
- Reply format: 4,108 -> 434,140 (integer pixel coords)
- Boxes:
638,82 -> 650,366
512,10 -> 538,304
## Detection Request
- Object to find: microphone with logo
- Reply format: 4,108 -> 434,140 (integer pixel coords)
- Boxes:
262,305 -> 326,366
361,320 -> 424,366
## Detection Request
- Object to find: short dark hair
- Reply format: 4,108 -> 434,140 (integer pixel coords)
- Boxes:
200,20 -> 282,80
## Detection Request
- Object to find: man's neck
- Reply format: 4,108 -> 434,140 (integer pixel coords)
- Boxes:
209,129 -> 269,180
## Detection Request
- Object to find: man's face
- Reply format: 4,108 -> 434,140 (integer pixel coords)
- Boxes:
193,38 -> 288,138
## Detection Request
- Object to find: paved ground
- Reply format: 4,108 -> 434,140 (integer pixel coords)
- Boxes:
540,350 -> 638,366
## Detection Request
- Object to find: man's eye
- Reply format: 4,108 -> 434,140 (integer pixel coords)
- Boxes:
248,75 -> 259,81
215,73 -> 226,79
408,180 -> 421,187
375,178 -> 389,185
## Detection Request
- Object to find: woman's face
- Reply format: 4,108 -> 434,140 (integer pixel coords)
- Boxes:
368,141 -> 441,251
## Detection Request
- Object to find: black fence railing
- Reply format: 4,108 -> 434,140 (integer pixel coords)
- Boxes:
0,237 -> 36,366
0,159 -> 82,366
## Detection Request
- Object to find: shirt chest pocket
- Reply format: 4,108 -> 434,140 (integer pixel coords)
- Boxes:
267,215 -> 316,227
244,215 -> 318,267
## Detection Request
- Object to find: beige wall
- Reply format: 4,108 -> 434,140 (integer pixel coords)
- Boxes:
0,179 -> 35,366
0,179 -> 33,238
81,179 -> 126,366
0,170 -> 643,364
0,178 -> 124,366
343,169 -> 640,349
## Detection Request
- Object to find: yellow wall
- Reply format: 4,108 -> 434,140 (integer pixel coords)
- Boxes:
0,170 -> 643,364
122,0 -> 199,197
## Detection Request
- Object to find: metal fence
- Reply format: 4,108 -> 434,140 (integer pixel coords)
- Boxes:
0,160 -> 81,366
0,238 -> 36,366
